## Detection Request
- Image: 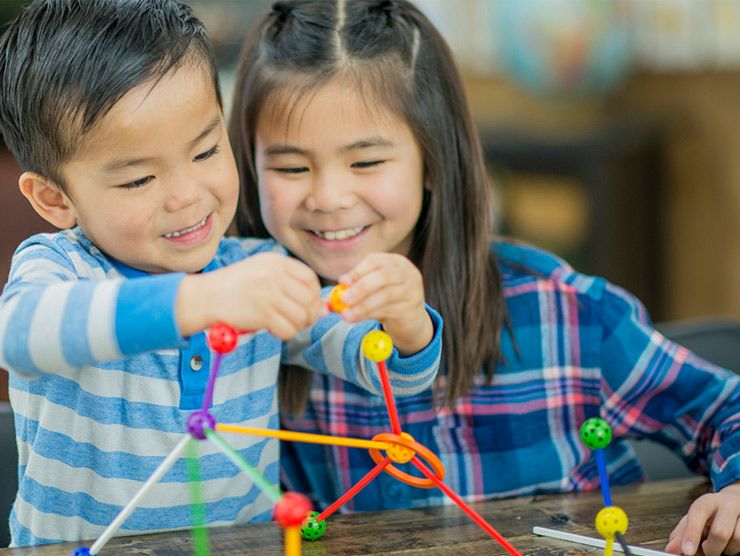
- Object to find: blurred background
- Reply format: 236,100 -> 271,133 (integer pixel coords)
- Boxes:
1,0 -> 739,401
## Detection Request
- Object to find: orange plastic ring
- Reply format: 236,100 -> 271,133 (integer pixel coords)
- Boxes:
369,433 -> 446,488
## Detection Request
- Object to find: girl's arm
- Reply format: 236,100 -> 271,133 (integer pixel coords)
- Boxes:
598,280 -> 739,490
597,281 -> 740,556
283,306 -> 442,397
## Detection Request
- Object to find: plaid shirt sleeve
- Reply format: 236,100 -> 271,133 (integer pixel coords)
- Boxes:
598,280 -> 740,491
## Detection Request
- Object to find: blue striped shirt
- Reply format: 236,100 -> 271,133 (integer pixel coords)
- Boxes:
281,240 -> 740,512
0,227 -> 442,546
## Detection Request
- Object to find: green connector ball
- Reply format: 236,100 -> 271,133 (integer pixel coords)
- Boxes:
580,417 -> 612,449
301,511 -> 326,541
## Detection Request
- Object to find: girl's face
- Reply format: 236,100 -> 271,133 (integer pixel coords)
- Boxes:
254,80 -> 425,282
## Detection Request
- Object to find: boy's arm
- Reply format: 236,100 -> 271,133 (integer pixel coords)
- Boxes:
0,236 -> 187,378
282,305 -> 442,396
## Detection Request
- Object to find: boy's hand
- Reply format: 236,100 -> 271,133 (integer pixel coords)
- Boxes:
665,481 -> 740,556
336,253 -> 433,356
177,253 -> 325,340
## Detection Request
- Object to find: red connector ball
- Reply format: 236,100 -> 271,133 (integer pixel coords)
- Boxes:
273,492 -> 313,528
207,322 -> 239,354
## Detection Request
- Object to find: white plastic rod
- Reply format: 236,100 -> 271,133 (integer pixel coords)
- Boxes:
90,435 -> 192,555
533,526 -> 674,556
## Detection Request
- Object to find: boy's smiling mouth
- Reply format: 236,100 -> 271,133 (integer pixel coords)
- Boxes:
164,215 -> 211,241
310,226 -> 366,241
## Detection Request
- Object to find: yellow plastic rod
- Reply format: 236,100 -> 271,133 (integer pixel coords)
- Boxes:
605,537 -> 614,556
215,424 -> 391,450
284,526 -> 301,556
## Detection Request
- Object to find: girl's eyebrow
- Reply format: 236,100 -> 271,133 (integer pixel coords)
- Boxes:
339,137 -> 395,153
263,136 -> 395,157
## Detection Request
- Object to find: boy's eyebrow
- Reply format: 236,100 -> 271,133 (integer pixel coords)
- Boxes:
264,137 -> 395,156
102,116 -> 222,171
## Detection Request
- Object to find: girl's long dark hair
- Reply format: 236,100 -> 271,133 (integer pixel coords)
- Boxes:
229,0 -> 506,412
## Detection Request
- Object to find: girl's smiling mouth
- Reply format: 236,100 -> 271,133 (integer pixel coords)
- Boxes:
310,226 -> 367,241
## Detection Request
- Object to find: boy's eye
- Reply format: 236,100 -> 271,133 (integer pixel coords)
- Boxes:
194,144 -> 220,161
119,176 -> 153,189
274,166 -> 308,174
352,160 -> 385,169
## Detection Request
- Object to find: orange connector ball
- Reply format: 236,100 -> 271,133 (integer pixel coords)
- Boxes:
328,284 -> 349,313
386,432 -> 416,463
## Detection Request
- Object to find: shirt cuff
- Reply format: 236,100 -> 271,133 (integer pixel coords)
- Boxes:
386,304 -> 443,375
115,272 -> 188,354
712,435 -> 740,492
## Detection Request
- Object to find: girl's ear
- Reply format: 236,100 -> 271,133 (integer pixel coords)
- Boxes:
18,171 -> 78,229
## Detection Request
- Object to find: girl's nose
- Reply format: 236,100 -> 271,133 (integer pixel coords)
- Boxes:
304,171 -> 355,213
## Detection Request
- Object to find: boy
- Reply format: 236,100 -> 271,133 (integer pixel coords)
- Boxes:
0,0 -> 441,546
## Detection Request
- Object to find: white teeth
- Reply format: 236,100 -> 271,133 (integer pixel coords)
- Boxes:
313,226 -> 365,240
164,218 -> 207,238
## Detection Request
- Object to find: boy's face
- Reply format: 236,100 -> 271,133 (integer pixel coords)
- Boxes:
254,80 -> 425,283
59,62 -> 238,274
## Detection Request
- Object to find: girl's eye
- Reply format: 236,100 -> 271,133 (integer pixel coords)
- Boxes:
194,144 -> 220,161
274,166 -> 308,174
352,160 -> 385,169
119,176 -> 153,189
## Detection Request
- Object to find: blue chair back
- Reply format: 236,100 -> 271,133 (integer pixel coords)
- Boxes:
0,402 -> 16,548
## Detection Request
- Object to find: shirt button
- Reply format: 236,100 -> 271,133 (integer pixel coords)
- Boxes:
190,355 -> 203,371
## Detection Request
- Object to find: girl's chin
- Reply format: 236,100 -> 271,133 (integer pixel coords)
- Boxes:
315,263 -> 351,285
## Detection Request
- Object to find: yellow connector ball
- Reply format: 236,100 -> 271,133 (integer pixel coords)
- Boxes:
362,330 -> 393,362
328,284 -> 349,313
595,506 -> 628,539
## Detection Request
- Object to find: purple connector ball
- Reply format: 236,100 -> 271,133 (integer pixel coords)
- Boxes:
187,410 -> 215,440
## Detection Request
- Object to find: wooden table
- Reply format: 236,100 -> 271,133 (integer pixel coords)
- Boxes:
0,477 -> 709,555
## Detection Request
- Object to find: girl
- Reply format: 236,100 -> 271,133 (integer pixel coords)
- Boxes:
229,2 -> 740,556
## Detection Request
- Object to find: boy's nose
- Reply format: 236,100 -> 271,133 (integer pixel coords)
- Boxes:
164,179 -> 203,212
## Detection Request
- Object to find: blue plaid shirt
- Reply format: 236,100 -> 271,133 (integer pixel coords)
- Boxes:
281,240 -> 740,511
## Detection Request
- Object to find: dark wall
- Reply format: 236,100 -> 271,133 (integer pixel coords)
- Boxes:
0,148 -> 54,401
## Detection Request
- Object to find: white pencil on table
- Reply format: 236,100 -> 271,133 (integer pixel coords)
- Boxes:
533,526 -> 674,556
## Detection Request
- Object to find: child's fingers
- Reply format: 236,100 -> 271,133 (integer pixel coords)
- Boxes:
281,277 -> 323,314
342,262 -> 421,307
340,252 -> 415,287
264,310 -> 303,340
665,515 -> 686,554
680,497 -> 716,556
266,290 -> 323,338
279,285 -> 323,327
701,504 -> 740,556
724,520 -> 740,555
338,252 -> 388,284
342,283 -> 409,322
282,258 -> 322,289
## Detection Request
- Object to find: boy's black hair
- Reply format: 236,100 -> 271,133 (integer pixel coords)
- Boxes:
230,0 -> 506,410
0,0 -> 221,191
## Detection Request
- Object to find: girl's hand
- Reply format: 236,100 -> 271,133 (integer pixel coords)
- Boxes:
665,481 -> 740,556
336,253 -> 433,356
178,253 -> 326,340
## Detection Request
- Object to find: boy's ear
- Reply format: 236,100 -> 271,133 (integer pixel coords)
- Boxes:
18,171 -> 78,229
